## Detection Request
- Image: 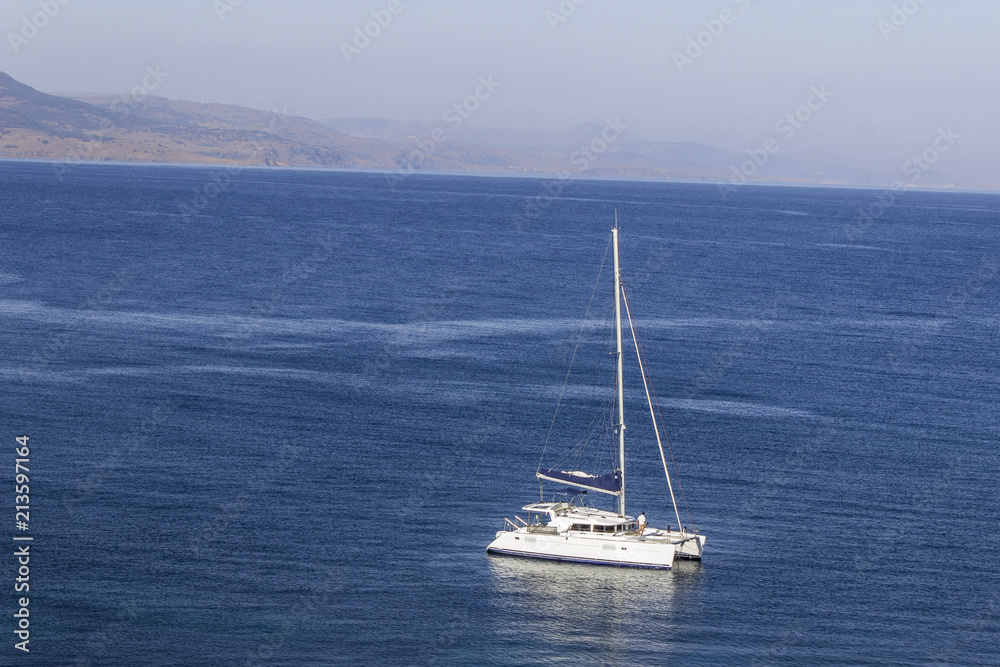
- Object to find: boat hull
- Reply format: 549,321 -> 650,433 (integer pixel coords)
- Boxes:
631,527 -> 706,559
659,531 -> 706,559
676,534 -> 707,559
487,530 -> 675,570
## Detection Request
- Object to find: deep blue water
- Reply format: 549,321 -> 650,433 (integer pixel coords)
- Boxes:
2,160 -> 999,665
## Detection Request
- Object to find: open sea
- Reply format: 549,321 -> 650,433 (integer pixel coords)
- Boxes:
2,160 -> 999,665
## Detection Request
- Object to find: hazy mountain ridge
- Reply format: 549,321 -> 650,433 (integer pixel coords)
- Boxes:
2,72 -> 998,190
0,72 -> 398,167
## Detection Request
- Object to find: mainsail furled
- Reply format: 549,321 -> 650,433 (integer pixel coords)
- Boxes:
536,469 -> 622,495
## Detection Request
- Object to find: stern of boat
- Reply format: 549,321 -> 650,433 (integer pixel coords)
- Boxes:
675,533 -> 706,559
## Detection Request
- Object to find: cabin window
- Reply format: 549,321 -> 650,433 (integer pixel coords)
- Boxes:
570,524 -> 592,532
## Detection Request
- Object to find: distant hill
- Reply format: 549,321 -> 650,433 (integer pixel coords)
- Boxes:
323,115 -> 1000,190
0,71 -> 557,171
0,71 -> 401,167
2,71 -> 998,190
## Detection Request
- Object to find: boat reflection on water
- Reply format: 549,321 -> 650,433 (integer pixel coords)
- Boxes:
486,555 -> 704,661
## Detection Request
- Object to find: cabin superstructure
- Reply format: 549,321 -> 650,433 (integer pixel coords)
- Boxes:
518,503 -> 637,534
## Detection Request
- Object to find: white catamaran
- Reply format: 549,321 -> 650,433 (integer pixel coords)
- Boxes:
487,224 -> 706,570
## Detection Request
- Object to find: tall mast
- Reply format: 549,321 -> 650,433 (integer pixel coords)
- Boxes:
612,221 -> 626,517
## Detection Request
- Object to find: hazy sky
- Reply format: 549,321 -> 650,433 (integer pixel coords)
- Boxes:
1,0 -> 997,160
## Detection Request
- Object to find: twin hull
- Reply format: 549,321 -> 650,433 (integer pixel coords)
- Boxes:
656,530 -> 707,560
487,530 -> 676,570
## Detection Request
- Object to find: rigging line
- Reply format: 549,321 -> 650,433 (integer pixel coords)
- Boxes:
578,297 -> 612,472
652,388 -> 694,529
578,299 -> 616,472
554,392 -> 614,471
590,387 -> 614,473
635,323 -> 695,529
620,283 -> 686,533
568,303 -> 617,474
569,297 -> 614,470
553,304 -> 615,471
537,234 -> 613,474
622,284 -> 696,530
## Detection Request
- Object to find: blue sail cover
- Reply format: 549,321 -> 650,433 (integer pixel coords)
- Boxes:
536,469 -> 622,495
